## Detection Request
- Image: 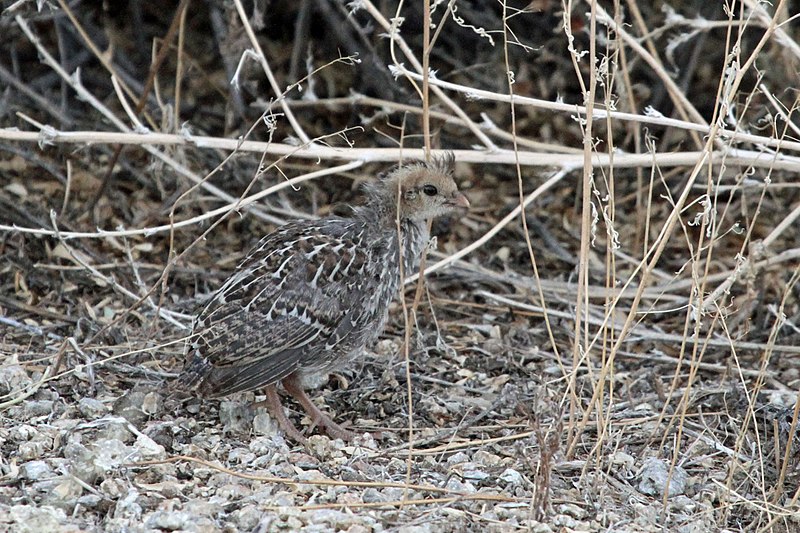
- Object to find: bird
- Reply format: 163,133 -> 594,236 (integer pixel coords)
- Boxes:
179,153 -> 469,442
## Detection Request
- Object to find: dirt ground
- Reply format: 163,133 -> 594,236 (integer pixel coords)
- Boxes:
1,1 -> 799,531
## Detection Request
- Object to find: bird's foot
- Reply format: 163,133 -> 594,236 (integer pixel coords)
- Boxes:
308,414 -> 355,442
254,385 -> 307,444
282,374 -> 357,442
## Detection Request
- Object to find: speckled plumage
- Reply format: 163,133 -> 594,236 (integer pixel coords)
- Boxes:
180,154 -> 468,441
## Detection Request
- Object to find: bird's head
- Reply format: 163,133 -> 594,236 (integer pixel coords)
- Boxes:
370,153 -> 470,222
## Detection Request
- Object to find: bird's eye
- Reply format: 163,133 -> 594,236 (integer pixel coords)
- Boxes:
422,185 -> 438,196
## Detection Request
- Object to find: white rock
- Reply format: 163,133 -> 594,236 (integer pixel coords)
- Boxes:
499,468 -> 524,485
637,458 -> 688,498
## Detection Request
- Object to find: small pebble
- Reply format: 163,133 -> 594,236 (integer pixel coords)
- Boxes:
218,401 -> 254,434
230,505 -> 263,530
23,400 -> 54,418
141,392 -> 162,416
145,510 -> 191,530
91,438 -> 134,473
499,468 -> 524,485
113,391 -> 147,425
462,467 -> 491,482
78,398 -> 108,419
637,458 -> 688,498
445,477 -> 476,493
558,503 -> 587,520
362,488 -> 386,503
20,460 -> 53,481
252,412 -> 276,436
76,494 -> 103,509
446,451 -> 470,466
0,364 -> 33,396
98,420 -> 133,443
45,476 -> 84,511
18,440 -> 48,461
473,450 -> 502,467
9,505 -> 66,533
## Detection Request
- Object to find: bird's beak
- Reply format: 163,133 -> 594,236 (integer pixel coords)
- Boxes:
449,192 -> 470,209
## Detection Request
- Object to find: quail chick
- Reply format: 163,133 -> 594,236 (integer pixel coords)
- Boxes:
180,154 -> 469,442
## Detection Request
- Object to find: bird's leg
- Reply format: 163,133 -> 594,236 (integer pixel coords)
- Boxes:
282,373 -> 355,441
254,384 -> 307,443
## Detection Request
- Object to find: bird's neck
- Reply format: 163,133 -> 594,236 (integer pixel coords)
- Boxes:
355,203 -> 430,274
399,217 -> 430,275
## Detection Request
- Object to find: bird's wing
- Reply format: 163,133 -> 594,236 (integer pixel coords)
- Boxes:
185,287 -> 342,396
183,219 -> 385,396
